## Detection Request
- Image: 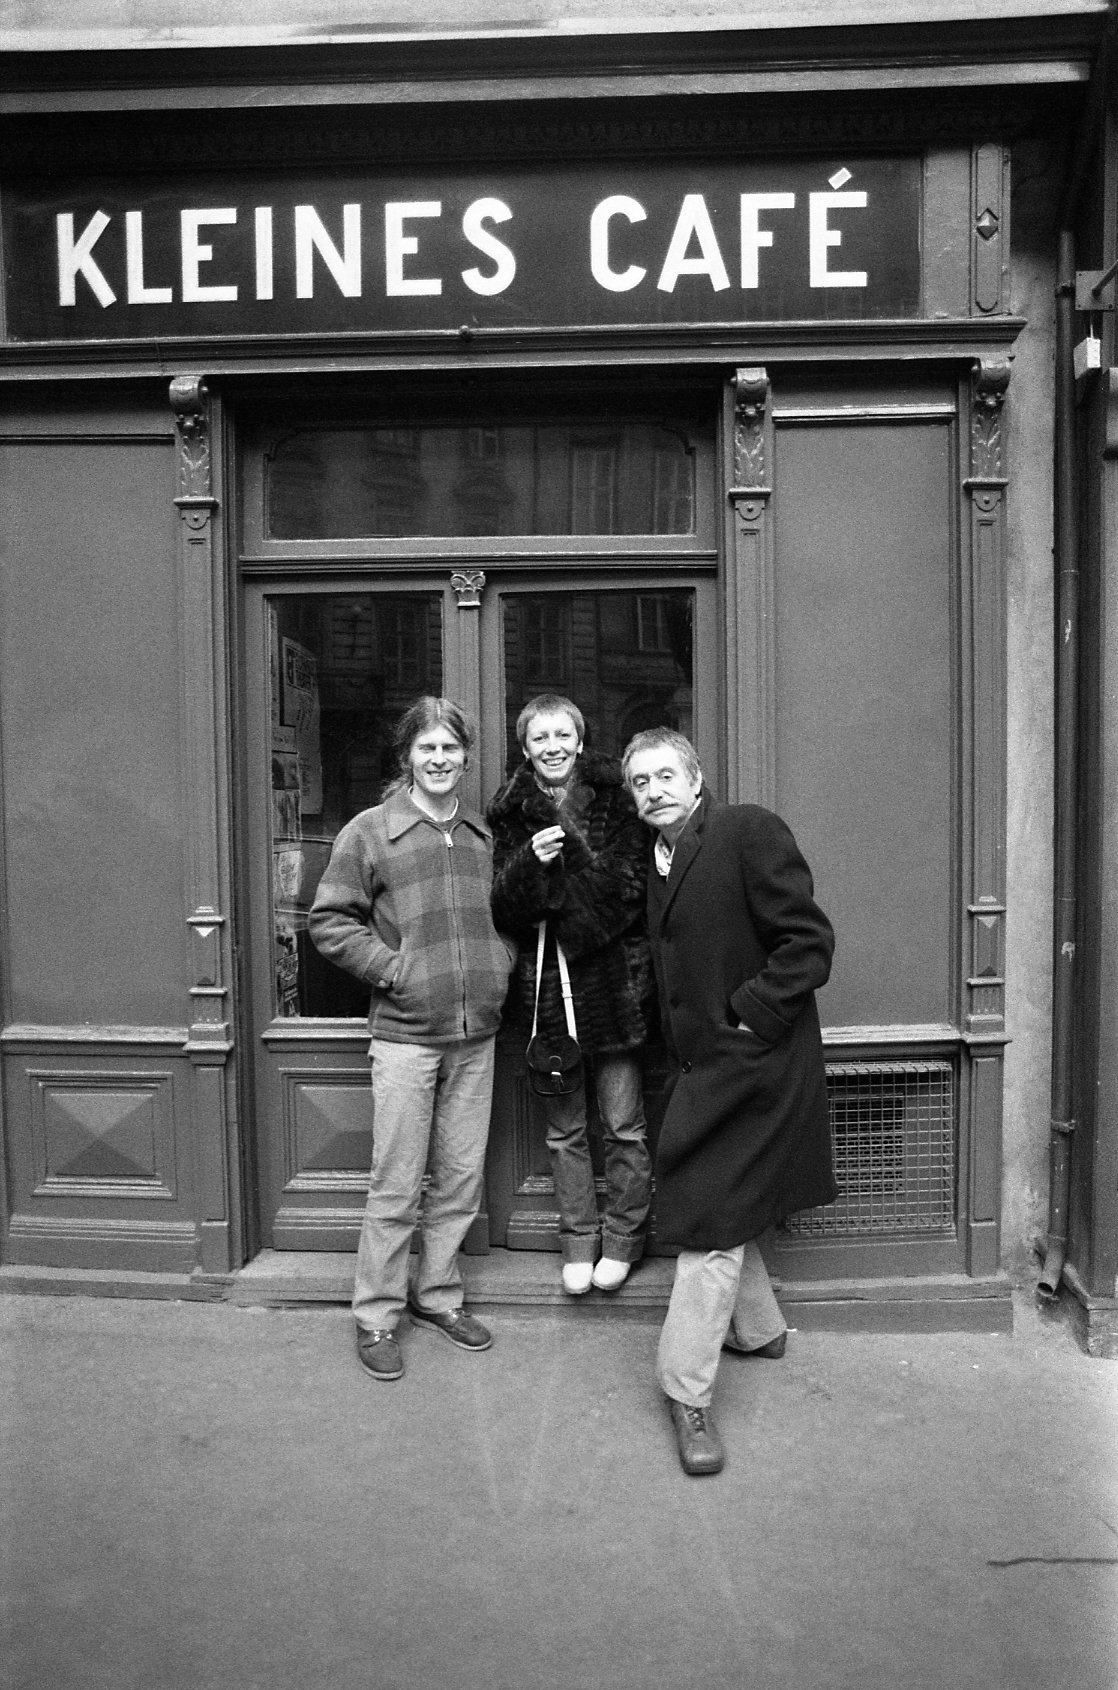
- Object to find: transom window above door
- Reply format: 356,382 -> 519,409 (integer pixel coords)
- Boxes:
260,413 -> 712,540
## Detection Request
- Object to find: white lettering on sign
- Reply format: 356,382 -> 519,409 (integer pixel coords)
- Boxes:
295,203 -> 362,298
125,211 -> 172,304
385,201 -> 442,297
740,193 -> 796,288
809,191 -> 868,287
49,174 -> 882,316
56,210 -> 115,307
590,196 -> 647,292
254,207 -> 274,301
461,197 -> 515,296
181,209 -> 238,303
657,195 -> 730,293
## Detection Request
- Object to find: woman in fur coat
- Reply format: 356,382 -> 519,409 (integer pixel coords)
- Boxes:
488,694 -> 654,1295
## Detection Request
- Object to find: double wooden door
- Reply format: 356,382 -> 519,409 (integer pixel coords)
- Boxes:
242,569 -> 717,1251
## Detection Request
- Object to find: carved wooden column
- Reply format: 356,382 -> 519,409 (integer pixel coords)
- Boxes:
450,568 -> 486,814
170,374 -> 234,1276
963,356 -> 1011,1276
725,367 -> 776,805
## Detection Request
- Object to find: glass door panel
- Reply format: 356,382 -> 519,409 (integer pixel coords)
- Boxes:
246,582 -> 449,1251
266,590 -> 443,1020
482,578 -> 711,1253
499,587 -> 694,771
247,572 -> 714,1251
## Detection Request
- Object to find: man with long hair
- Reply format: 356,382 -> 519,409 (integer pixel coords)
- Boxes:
310,697 -> 516,1381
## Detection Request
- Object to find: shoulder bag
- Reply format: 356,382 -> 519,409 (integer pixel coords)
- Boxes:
525,920 -> 583,1096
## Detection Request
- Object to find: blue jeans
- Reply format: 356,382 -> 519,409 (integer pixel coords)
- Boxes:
352,1035 -> 495,1333
541,1052 -> 652,1264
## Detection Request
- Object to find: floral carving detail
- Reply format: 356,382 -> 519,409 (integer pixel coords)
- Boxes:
970,359 -> 1011,482
170,374 -> 212,502
733,367 -> 769,492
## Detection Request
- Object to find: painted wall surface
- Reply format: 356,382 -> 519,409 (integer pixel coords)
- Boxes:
1,0 -> 1103,50
1002,138 -> 1060,1280
0,400 -> 186,1029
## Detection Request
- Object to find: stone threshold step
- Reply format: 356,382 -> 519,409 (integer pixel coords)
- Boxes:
0,1252 -> 1013,1332
229,1248 -> 1014,1332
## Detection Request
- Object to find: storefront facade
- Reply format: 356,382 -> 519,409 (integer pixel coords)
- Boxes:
1,3 -> 1115,1340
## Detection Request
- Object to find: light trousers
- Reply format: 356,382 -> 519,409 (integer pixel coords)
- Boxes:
352,1035 -> 495,1333
656,1240 -> 786,1409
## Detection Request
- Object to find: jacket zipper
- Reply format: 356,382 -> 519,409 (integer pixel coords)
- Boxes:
443,826 -> 469,1036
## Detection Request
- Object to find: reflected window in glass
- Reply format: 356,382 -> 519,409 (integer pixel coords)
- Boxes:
502,588 -> 694,771
267,591 -> 443,1019
265,417 -> 703,538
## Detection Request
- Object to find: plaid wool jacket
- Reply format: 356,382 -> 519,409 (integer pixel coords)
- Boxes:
309,789 -> 516,1044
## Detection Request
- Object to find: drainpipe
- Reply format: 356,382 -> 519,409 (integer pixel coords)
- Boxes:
1037,227 -> 1080,1299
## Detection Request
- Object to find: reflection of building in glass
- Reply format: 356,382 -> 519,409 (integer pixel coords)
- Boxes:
269,592 -> 444,1015
453,427 -> 517,535
267,420 -> 699,538
570,438 -> 619,533
636,593 -> 673,653
503,589 -> 694,768
524,599 -> 570,684
273,594 -> 441,833
361,430 -> 425,535
267,433 -> 326,535
652,445 -> 695,533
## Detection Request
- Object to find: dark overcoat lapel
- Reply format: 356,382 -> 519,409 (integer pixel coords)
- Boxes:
647,790 -> 837,1250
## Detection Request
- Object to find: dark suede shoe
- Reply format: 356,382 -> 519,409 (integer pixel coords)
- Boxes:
408,1302 -> 492,1351
356,1327 -> 403,1381
669,1400 -> 725,1476
724,1329 -> 788,1359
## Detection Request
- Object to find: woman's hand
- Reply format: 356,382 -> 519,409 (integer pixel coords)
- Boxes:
530,825 -> 566,865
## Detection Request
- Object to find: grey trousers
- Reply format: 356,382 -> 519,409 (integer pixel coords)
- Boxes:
656,1241 -> 786,1409
352,1035 -> 495,1333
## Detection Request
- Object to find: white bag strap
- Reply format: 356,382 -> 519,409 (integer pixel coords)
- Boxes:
531,920 -> 578,1042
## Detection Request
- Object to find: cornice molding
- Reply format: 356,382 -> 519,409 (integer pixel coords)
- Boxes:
0,316 -> 1026,383
0,86 -> 1076,175
0,9 -> 1104,97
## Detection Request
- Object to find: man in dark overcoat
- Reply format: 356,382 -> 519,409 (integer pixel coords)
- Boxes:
623,727 -> 836,1476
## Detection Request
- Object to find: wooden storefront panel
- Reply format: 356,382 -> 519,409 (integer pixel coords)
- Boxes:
0,401 -> 202,1269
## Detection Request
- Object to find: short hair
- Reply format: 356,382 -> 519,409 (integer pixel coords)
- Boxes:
515,693 -> 586,748
384,696 -> 475,797
621,727 -> 702,787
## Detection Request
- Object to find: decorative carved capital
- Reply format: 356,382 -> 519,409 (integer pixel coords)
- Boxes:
450,569 -> 486,608
969,358 -> 1011,484
731,366 -> 770,497
170,374 -> 214,517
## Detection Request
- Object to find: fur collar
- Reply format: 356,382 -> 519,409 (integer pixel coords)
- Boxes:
488,749 -> 623,822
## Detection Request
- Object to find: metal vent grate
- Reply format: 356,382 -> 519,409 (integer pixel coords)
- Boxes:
785,1060 -> 956,1237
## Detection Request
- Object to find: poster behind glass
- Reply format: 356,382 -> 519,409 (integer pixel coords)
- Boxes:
268,592 -> 443,1017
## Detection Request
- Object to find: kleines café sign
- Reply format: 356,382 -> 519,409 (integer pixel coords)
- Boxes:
3,158 -> 921,340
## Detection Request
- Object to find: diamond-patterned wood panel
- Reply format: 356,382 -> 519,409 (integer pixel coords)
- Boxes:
30,1069 -> 175,1199
282,1067 -> 373,1192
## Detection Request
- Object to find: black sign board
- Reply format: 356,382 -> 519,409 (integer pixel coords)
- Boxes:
3,158 -> 921,341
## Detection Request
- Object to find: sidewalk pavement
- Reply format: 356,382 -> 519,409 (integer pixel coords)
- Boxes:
1,1289 -> 1115,1690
